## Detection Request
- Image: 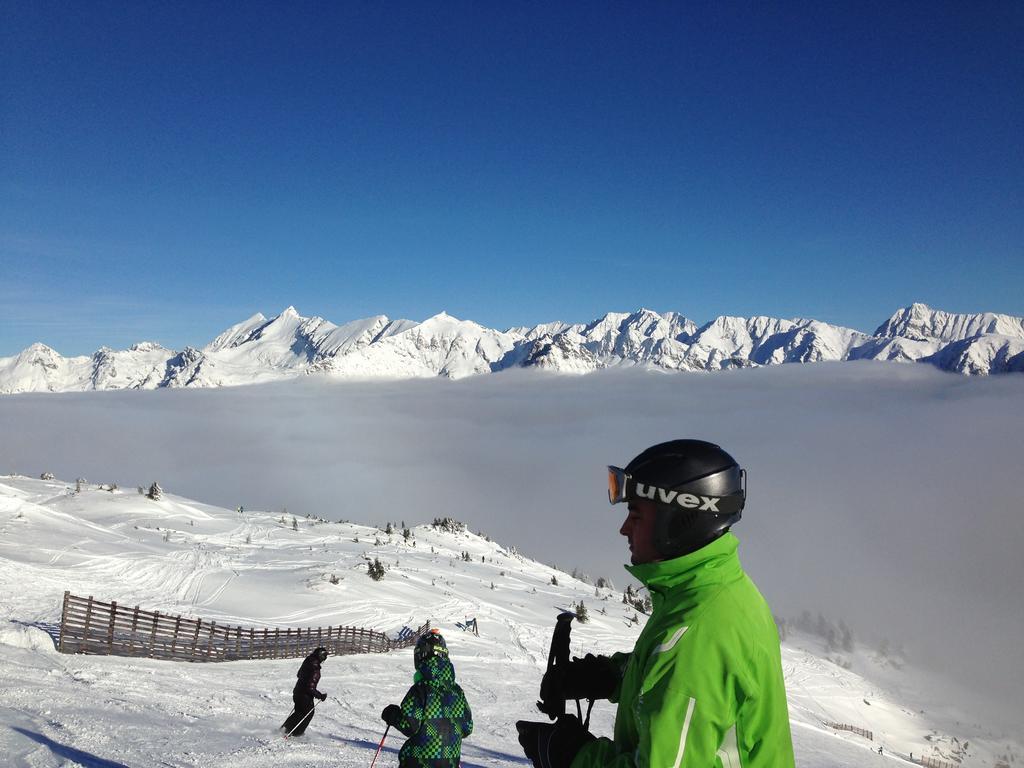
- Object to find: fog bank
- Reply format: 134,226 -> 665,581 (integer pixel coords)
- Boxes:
2,362 -> 1021,727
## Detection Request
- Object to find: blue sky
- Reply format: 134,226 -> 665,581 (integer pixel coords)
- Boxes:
2,1 -> 1022,355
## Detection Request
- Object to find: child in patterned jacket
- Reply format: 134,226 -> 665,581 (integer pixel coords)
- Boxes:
381,630 -> 473,768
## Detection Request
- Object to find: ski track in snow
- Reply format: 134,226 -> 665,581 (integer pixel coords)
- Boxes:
0,476 -> 1018,767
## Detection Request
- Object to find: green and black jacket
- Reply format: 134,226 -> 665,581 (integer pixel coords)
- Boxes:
391,651 -> 473,768
574,533 -> 795,768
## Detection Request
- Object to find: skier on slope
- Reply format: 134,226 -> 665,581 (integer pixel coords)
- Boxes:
380,630 -> 473,767
517,439 -> 795,767
282,646 -> 329,737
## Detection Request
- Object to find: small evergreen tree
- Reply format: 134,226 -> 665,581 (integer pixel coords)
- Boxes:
550,575 -> 558,586
147,482 -> 163,501
574,600 -> 589,623
368,557 -> 385,581
292,516 -> 299,531
385,522 -> 394,535
403,527 -> 412,542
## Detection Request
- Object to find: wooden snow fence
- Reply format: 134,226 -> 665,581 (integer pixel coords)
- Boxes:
916,759 -> 958,768
58,591 -> 430,663
823,721 -> 873,741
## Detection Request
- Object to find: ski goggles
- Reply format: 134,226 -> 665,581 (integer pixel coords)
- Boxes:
607,466 -> 633,505
607,465 -> 746,515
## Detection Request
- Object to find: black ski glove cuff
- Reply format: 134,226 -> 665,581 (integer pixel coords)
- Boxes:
541,653 -> 620,703
516,714 -> 595,768
381,704 -> 402,727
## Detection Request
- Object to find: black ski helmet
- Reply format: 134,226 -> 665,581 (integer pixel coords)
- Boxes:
612,439 -> 746,559
315,647 -> 328,662
413,630 -> 447,667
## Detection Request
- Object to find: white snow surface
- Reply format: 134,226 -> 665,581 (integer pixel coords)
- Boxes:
2,304 -> 1023,394
1,476 -> 1018,767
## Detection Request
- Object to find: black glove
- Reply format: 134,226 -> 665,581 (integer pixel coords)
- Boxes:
315,691 -> 327,701
516,714 -> 595,768
540,653 -> 620,704
381,704 -> 402,727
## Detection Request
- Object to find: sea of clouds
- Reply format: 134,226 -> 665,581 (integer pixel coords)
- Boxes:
2,361 -> 1021,728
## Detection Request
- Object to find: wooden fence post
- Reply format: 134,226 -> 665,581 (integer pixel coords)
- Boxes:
82,596 -> 95,652
59,591 -> 69,653
108,601 -> 117,653
172,616 -> 182,656
206,621 -> 216,660
191,619 -> 203,659
130,606 -> 140,655
150,611 -> 160,657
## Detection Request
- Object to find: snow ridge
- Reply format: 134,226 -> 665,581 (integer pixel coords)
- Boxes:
1,303 -> 1022,393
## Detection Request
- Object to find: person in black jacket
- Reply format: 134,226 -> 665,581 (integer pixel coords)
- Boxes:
282,647 -> 328,736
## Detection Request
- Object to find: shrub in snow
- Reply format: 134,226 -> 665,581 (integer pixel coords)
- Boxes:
550,575 -> 558,586
292,517 -> 298,531
147,482 -> 163,501
403,527 -> 412,542
40,472 -> 55,480
574,600 -> 589,623
329,573 -> 340,584
367,557 -> 385,581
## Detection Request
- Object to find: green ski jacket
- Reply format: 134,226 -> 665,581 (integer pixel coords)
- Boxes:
573,533 -> 794,768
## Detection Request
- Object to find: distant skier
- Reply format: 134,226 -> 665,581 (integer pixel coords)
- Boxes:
380,630 -> 473,767
282,646 -> 328,737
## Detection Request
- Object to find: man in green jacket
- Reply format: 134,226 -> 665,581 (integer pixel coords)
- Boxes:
517,439 -> 795,768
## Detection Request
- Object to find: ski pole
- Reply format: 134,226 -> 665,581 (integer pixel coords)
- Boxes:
283,699 -> 319,739
369,725 -> 390,768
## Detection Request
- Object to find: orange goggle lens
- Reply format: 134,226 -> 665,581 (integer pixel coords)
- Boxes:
607,466 -> 629,504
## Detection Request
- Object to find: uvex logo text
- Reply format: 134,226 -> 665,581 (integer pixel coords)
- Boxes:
635,483 -> 722,512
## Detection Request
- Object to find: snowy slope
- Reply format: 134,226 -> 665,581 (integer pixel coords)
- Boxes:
1,476 -> 1018,767
2,304 -> 1023,393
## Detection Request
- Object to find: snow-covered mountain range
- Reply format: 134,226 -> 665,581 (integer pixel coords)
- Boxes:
1,474 -> 1018,766
2,303 -> 1022,393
